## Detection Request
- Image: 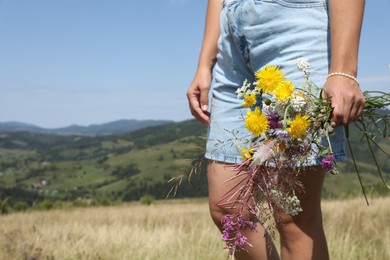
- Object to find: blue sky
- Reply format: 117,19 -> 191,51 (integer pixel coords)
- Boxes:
0,0 -> 389,128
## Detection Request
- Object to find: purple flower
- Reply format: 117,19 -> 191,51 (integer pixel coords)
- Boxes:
321,154 -> 334,172
266,111 -> 282,129
221,215 -> 231,224
234,233 -> 248,247
275,129 -> 289,139
237,217 -> 257,230
222,231 -> 230,241
221,215 -> 234,232
246,220 -> 257,231
236,217 -> 245,229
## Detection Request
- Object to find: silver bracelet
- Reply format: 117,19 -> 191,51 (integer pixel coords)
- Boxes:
327,72 -> 360,85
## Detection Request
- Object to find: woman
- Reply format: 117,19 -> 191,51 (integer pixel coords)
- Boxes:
187,0 -> 365,259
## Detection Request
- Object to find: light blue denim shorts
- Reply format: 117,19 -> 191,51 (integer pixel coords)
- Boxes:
205,0 -> 346,165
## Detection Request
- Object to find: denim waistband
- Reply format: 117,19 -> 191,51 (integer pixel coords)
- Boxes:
223,0 -> 326,8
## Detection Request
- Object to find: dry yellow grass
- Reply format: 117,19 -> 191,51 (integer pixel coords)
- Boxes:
0,197 -> 389,260
323,197 -> 390,260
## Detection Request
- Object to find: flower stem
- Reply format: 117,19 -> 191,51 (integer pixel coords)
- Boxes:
345,128 -> 369,206
362,122 -> 390,190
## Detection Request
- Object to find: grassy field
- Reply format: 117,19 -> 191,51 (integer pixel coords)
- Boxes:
1,197 -> 389,260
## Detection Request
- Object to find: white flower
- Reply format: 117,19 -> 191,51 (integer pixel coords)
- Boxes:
296,57 -> 311,72
235,79 -> 250,99
270,190 -> 303,216
236,80 -> 261,99
291,95 -> 306,113
274,100 -> 287,117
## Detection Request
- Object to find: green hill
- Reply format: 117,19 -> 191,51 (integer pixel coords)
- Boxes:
0,120 -> 207,207
0,119 -> 174,136
0,119 -> 389,209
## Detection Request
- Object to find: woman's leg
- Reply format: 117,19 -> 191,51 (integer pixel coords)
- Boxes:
207,161 -> 280,260
276,166 -> 329,260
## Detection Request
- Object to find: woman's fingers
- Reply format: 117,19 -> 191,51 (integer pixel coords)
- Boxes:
187,69 -> 212,124
323,76 -> 365,126
187,83 -> 210,124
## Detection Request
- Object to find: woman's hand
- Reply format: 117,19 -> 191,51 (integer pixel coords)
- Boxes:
322,76 -> 365,126
186,0 -> 221,124
187,68 -> 212,124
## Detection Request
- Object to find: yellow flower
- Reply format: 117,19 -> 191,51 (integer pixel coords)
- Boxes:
243,94 -> 257,107
241,148 -> 254,160
245,107 -> 270,136
274,80 -> 295,102
289,114 -> 310,139
255,65 -> 285,94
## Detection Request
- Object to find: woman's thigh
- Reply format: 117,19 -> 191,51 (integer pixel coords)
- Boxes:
208,161 -> 326,221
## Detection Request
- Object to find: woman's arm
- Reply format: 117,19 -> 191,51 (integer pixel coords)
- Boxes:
323,0 -> 366,126
187,0 -> 222,124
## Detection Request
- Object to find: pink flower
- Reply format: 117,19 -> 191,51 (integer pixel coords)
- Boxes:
234,233 -> 248,247
222,232 -> 230,241
321,154 -> 334,172
266,111 -> 282,129
246,220 -> 257,231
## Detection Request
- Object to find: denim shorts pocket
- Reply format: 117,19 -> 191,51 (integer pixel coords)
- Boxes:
255,0 -> 326,8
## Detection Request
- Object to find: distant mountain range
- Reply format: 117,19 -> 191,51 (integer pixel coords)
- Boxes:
0,119 -> 174,136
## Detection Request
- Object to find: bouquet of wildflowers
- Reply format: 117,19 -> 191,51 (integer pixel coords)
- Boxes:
218,58 -> 390,256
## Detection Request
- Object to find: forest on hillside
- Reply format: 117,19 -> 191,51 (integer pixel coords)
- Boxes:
0,118 -> 389,212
